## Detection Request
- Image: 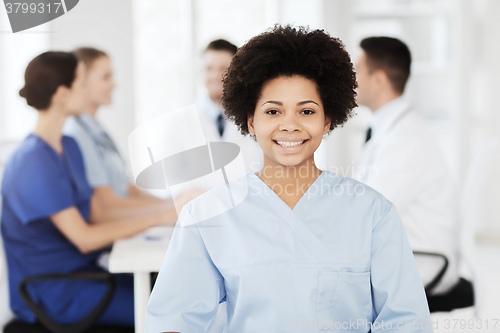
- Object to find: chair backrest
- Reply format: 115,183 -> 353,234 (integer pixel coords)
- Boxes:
412,251 -> 449,295
0,141 -> 20,329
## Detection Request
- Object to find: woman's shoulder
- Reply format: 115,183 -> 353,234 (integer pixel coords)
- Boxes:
1,135 -> 60,192
62,134 -> 80,151
6,135 -> 53,168
320,170 -> 395,223
9,135 -> 79,164
182,172 -> 253,223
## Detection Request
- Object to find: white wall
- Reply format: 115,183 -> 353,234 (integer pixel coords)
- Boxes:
132,0 -> 271,125
463,0 -> 500,240
193,0 -> 268,100
131,0 -> 187,125
49,0 -> 135,159
0,9 -> 49,142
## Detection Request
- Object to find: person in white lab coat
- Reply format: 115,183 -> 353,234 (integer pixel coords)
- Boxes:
195,39 -> 263,175
354,36 -> 473,311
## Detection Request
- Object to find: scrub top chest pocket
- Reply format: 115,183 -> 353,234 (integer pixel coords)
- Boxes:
317,271 -> 372,332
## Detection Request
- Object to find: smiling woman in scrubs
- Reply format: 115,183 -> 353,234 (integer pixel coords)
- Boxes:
146,25 -> 432,333
0,52 -> 175,327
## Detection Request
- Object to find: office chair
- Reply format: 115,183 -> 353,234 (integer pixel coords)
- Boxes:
413,251 -> 474,313
3,272 -> 134,333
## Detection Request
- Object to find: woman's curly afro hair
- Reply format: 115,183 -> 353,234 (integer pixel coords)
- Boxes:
221,24 -> 357,136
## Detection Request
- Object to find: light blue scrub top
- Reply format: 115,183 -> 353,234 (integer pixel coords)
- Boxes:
146,170 -> 433,333
63,113 -> 130,197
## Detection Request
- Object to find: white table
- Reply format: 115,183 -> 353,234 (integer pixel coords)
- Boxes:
108,226 -> 175,333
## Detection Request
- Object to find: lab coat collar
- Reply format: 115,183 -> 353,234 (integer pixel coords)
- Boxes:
203,95 -> 225,124
77,112 -> 106,136
370,96 -> 412,139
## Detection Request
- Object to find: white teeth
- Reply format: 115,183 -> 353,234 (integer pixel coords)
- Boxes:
276,140 -> 305,148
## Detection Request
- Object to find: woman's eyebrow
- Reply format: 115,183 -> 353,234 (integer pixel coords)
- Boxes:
297,100 -> 319,106
261,100 -> 282,106
261,100 -> 319,107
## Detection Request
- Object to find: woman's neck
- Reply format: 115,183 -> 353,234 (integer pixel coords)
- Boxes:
256,157 -> 322,208
32,106 -> 67,154
87,102 -> 99,118
257,157 -> 322,188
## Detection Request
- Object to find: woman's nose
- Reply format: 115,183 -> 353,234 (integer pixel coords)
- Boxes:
279,112 -> 301,132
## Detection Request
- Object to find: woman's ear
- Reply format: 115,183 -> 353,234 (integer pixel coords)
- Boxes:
323,116 -> 331,135
51,85 -> 70,108
247,116 -> 255,136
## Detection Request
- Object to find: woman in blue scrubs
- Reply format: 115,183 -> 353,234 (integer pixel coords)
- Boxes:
146,25 -> 433,332
0,52 -> 173,326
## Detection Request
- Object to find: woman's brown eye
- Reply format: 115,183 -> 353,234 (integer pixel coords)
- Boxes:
266,109 -> 279,115
302,109 -> 314,115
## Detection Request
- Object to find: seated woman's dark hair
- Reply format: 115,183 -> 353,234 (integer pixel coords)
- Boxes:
19,51 -> 79,110
221,24 -> 357,136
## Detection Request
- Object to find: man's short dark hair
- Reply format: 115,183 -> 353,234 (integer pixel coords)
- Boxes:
205,39 -> 238,56
360,37 -> 411,94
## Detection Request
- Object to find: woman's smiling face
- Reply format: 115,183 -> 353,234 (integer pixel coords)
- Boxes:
248,75 -> 331,168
